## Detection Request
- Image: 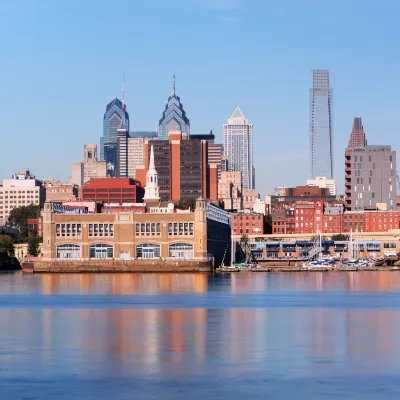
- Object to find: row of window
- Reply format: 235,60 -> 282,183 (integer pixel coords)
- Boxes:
168,222 -> 194,236
56,243 -> 194,260
136,222 -> 161,236
88,224 -> 114,237
56,224 -> 82,237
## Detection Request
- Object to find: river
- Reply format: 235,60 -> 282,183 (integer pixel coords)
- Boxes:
1,271 -> 400,399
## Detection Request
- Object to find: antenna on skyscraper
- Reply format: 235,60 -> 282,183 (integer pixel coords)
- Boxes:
120,73 -> 126,128
172,71 -> 176,95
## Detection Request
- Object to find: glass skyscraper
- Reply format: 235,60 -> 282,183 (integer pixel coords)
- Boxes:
158,76 -> 190,139
223,107 -> 255,190
100,98 -> 130,161
310,70 -> 333,179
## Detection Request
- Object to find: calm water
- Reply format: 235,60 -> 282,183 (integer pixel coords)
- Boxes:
2,272 -> 400,399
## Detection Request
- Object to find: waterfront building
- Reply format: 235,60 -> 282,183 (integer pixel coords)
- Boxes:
223,107 -> 255,189
81,177 -> 144,204
310,70 -> 333,179
231,212 -> 264,235
100,97 -> 130,161
41,198 -> 230,266
306,176 -> 336,196
218,171 -> 243,211
158,74 -> 190,140
345,118 -> 396,211
0,170 -> 45,224
71,144 -> 107,186
272,208 -> 295,234
242,189 -> 260,211
135,130 -> 218,202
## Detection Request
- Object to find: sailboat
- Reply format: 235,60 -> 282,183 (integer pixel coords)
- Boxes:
303,232 -> 333,269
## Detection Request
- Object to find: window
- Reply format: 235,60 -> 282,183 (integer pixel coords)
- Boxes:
88,223 -> 114,237
169,243 -> 194,258
89,244 -> 113,259
168,222 -> 194,236
136,243 -> 160,259
56,244 -> 81,260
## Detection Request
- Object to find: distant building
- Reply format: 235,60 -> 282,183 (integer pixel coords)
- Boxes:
143,145 -> 160,203
100,97 -> 129,161
272,208 -> 295,234
231,212 -> 264,235
81,177 -> 144,204
306,176 -> 336,195
135,130 -> 218,202
130,131 -> 157,139
345,118 -> 396,211
0,170 -> 45,224
218,171 -> 243,211
223,107 -> 255,189
242,189 -> 260,210
310,70 -> 333,179
158,74 -> 190,140
45,184 -> 78,203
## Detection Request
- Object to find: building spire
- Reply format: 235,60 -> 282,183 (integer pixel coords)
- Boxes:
143,145 -> 160,201
120,73 -> 126,128
172,71 -> 176,95
149,144 -> 155,170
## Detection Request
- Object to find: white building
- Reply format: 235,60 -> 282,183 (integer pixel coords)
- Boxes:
306,176 -> 336,195
223,107 -> 255,189
143,145 -> 160,202
0,170 -> 45,224
127,137 -> 146,179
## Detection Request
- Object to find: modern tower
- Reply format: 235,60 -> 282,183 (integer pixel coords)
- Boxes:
345,118 -> 396,211
310,70 -> 333,179
223,107 -> 255,190
143,145 -> 160,202
158,74 -> 190,140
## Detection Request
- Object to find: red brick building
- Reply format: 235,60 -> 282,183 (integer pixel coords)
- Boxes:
364,210 -> 400,232
272,208 -> 294,234
82,178 -> 145,204
231,213 -> 264,235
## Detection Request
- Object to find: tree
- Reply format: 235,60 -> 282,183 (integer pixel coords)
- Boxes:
7,205 -> 41,241
331,233 -> 349,241
0,235 -> 15,257
174,199 -> 197,210
27,233 -> 42,257
264,214 -> 272,234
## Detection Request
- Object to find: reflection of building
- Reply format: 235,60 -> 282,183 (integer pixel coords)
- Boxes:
42,198 -> 230,266
223,107 -> 255,189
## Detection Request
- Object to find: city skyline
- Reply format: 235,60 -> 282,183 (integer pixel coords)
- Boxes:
2,1 -> 400,196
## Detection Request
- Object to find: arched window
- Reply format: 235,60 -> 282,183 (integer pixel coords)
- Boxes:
169,243 -> 194,259
136,243 -> 160,259
89,244 -> 113,259
57,244 -> 81,260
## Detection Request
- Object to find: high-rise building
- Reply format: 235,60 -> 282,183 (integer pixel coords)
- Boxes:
135,130 -> 218,202
130,131 -> 158,139
104,142 -> 118,177
116,128 -> 129,178
70,144 -> 107,187
223,107 -> 255,189
0,170 -> 45,224
127,137 -> 146,179
345,119 -> 396,211
348,117 -> 366,148
158,74 -> 190,140
218,171 -> 243,211
100,97 -> 130,161
310,70 -> 333,179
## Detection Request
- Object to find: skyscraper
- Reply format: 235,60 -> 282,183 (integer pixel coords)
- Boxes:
310,70 -> 333,179
345,118 -> 396,211
158,74 -> 190,140
223,107 -> 255,190
100,97 -> 130,161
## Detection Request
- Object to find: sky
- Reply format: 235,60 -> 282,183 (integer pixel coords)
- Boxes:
1,0 -> 400,198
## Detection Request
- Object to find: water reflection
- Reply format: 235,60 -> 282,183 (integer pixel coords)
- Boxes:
2,272 -> 400,399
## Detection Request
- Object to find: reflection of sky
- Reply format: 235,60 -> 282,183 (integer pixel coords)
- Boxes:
2,273 -> 400,398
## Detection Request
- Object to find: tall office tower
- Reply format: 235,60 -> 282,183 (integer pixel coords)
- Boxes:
100,97 -> 130,161
127,137 -> 146,179
104,142 -> 118,177
345,119 -> 396,211
310,70 -> 333,179
223,107 -> 255,189
348,117 -> 366,148
158,74 -> 190,140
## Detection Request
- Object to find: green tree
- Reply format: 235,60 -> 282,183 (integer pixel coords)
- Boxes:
174,199 -> 197,210
27,234 -> 42,257
331,233 -> 349,241
0,235 -> 15,257
7,205 -> 40,241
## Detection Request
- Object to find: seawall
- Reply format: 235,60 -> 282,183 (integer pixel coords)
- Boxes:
27,259 -> 213,273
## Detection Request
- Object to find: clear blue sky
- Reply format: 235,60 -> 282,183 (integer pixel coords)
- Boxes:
1,0 -> 399,197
